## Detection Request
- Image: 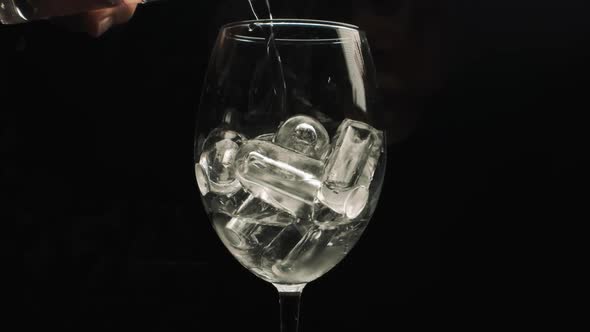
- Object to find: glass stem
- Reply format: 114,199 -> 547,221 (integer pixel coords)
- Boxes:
275,284 -> 306,332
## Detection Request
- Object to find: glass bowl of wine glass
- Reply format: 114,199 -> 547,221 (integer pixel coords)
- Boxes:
194,19 -> 386,332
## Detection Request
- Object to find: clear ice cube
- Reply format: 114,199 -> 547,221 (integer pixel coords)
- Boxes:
255,133 -> 275,142
222,217 -> 285,251
318,119 -> 384,219
326,220 -> 367,255
271,226 -> 336,278
199,129 -> 246,195
235,195 -> 296,227
274,221 -> 367,282
195,163 -> 210,196
224,216 -> 261,250
223,195 -> 297,250
205,189 -> 251,218
274,115 -> 330,159
230,135 -> 293,225
235,140 -> 324,219
261,220 -> 313,267
313,206 -> 354,229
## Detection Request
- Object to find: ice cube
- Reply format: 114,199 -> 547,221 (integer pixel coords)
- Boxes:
235,195 -> 296,227
223,217 -> 285,251
195,163 -> 210,196
323,119 -> 383,188
235,140 -> 324,219
199,129 -> 246,195
271,221 -> 367,282
255,133 -> 275,142
223,134 -> 295,226
326,220 -> 367,255
272,226 -> 335,277
318,119 -> 384,219
313,206 -> 354,229
261,220 -> 313,267
224,216 -> 261,250
223,195 -> 297,250
274,115 -> 330,159
205,189 -> 251,217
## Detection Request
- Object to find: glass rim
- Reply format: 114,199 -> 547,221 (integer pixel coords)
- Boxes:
221,19 -> 365,44
222,19 -> 361,31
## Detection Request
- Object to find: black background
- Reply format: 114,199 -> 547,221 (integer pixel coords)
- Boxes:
3,0 -> 588,330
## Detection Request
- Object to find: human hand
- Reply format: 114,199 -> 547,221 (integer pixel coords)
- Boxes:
77,1 -> 139,37
46,0 -> 140,37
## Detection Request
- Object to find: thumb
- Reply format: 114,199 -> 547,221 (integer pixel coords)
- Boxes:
51,1 -> 139,37
83,1 -> 139,37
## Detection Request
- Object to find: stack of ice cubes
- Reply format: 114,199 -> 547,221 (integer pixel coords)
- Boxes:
196,115 -> 383,279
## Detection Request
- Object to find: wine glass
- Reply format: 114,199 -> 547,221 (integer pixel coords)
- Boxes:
194,19 -> 386,332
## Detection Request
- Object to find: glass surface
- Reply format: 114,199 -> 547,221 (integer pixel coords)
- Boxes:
194,19 -> 386,331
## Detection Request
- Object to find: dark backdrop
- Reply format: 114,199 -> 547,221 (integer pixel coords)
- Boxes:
3,0 -> 587,330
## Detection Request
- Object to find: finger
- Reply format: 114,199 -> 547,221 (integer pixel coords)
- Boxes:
80,1 -> 138,37
90,1 -> 138,25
